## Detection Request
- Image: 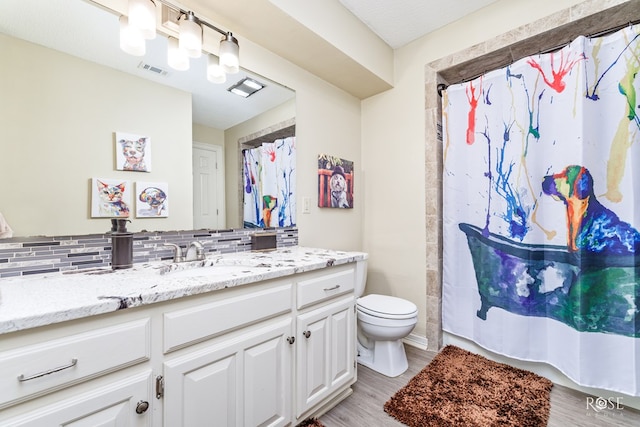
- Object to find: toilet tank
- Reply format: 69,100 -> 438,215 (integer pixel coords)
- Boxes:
355,259 -> 368,297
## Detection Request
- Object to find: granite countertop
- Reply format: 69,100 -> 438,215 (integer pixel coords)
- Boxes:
0,247 -> 367,335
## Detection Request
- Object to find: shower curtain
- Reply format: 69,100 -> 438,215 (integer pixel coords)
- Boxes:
442,25 -> 639,396
243,137 -> 296,228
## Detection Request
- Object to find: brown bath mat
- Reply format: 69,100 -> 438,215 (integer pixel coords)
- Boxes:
384,345 -> 553,427
297,418 -> 325,427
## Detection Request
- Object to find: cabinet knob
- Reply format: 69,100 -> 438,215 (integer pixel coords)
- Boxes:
287,336 -> 295,344
303,330 -> 311,339
135,400 -> 150,414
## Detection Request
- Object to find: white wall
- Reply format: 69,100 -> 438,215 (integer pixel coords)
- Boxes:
193,123 -> 224,148
0,33 -> 193,237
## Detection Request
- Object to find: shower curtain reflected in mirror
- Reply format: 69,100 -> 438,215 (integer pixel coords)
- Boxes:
442,24 -> 640,396
243,137 -> 296,228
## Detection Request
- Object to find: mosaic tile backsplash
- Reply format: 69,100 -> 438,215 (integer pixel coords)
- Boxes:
0,228 -> 298,278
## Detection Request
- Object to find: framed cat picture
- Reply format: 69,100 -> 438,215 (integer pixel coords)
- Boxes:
317,154 -> 354,208
115,131 -> 152,172
136,182 -> 169,218
91,178 -> 132,218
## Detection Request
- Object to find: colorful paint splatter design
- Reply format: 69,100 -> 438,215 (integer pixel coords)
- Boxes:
442,25 -> 640,396
243,137 -> 296,228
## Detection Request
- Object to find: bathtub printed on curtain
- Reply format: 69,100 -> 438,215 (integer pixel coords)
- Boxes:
243,137 -> 296,228
442,25 -> 640,396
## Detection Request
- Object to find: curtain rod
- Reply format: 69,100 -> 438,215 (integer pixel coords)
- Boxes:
438,19 -> 639,96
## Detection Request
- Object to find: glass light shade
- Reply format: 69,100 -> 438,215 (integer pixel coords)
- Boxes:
128,0 -> 156,40
207,55 -> 226,84
219,33 -> 239,74
119,15 -> 145,56
167,37 -> 189,71
179,12 -> 202,58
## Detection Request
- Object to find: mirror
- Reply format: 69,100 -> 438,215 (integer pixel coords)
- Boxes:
0,0 -> 295,238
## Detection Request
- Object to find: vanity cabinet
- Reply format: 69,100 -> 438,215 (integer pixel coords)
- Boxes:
296,296 -> 355,417
0,261 -> 360,426
295,267 -> 356,418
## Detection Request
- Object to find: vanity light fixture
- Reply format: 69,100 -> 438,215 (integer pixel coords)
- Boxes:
227,77 -> 265,98
119,0 -> 241,84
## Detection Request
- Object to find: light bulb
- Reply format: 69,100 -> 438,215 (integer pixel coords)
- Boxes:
167,37 -> 189,71
219,33 -> 239,74
207,54 -> 226,84
128,0 -> 156,40
119,15 -> 145,56
179,12 -> 202,58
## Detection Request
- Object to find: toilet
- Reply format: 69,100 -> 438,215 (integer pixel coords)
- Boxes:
354,261 -> 418,377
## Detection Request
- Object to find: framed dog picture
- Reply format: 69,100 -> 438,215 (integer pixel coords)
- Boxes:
136,182 -> 169,217
91,178 -> 132,218
318,154 -> 353,208
115,131 -> 152,172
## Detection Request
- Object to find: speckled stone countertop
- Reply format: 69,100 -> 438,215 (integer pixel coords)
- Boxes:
0,247 -> 367,335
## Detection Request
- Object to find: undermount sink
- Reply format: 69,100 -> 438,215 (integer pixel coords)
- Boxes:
157,256 -> 271,278
161,264 -> 251,279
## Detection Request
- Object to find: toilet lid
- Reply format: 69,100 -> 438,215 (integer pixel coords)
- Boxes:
357,294 -> 418,319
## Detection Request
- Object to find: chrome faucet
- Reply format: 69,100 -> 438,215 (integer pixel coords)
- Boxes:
164,243 -> 185,263
186,241 -> 205,261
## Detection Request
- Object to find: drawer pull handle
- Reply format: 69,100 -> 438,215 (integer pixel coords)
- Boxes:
18,358 -> 78,382
303,330 -> 311,339
323,284 -> 340,291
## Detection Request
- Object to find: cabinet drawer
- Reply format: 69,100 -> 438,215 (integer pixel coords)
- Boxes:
164,282 -> 293,353
0,371 -> 152,427
297,267 -> 355,309
0,318 -> 150,409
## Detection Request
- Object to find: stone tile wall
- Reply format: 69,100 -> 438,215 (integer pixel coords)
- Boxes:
0,227 -> 298,278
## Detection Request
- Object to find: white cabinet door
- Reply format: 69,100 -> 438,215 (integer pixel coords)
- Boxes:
1,371 -> 152,427
164,318 -> 293,427
296,296 -> 355,417
328,298 -> 356,391
243,324 -> 292,427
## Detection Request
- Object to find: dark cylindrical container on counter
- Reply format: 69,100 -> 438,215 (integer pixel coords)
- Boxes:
111,218 -> 133,269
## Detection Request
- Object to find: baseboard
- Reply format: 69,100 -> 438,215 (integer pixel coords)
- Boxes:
403,333 -> 428,350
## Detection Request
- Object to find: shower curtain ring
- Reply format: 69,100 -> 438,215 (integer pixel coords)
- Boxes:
437,83 -> 447,97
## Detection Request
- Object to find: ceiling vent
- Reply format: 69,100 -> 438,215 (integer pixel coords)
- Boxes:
137,62 -> 169,76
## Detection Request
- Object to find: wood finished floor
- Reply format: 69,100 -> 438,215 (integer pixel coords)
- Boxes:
319,345 -> 640,427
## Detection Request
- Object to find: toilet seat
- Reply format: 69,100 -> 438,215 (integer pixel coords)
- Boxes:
357,294 -> 418,320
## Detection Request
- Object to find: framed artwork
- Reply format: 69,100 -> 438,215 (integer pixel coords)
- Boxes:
91,178 -> 131,218
318,154 -> 354,208
136,182 -> 169,217
115,131 -> 151,172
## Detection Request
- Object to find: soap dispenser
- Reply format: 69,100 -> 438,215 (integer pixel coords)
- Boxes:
110,219 -> 133,269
